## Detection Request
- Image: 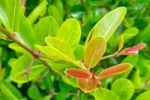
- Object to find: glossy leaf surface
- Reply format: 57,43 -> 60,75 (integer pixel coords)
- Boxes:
84,37 -> 106,68
86,7 -> 126,43
99,63 -> 131,79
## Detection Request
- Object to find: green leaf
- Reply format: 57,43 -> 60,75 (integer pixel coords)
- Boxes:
0,80 -> 23,100
27,0 -> 48,24
85,7 -> 126,44
37,37 -> 75,61
135,25 -> 150,43
74,45 -> 84,60
111,78 -> 134,100
56,18 -> 81,50
36,37 -> 83,68
10,54 -> 46,83
84,37 -> 106,68
123,27 -> 139,42
130,69 -> 142,89
0,0 -> 20,31
136,90 -> 150,100
17,14 -> 36,47
28,85 -> 41,100
122,55 -> 139,66
48,5 -> 63,25
9,43 -> 30,54
34,16 -> 59,44
93,88 -> 119,100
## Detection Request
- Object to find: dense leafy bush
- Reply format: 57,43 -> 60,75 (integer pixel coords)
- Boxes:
0,0 -> 150,100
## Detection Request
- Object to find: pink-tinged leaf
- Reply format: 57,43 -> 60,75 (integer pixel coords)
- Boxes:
120,43 -> 145,55
78,76 -> 98,93
99,63 -> 131,79
84,37 -> 106,68
66,68 -> 91,79
118,35 -> 124,52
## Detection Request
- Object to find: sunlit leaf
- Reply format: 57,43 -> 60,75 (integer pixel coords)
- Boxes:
84,37 -> 106,68
99,63 -> 131,79
17,14 -> 36,47
136,90 -> 150,100
86,7 -> 126,43
93,87 -> 119,100
111,78 -> 134,100
78,77 -> 97,93
10,54 -> 46,83
56,18 -> 81,50
66,68 -> 91,78
0,0 -> 20,31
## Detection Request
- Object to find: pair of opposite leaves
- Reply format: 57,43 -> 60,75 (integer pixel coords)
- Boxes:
66,36 -> 129,93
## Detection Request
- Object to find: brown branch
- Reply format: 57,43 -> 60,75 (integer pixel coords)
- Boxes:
0,25 -> 52,71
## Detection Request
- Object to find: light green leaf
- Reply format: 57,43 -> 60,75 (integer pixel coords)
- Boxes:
85,7 -> 126,44
0,80 -> 23,100
34,16 -> 59,44
111,78 -> 134,100
10,54 -> 46,83
36,37 -> 83,68
17,14 -> 36,47
28,85 -> 41,100
27,0 -> 48,24
123,27 -> 139,42
9,43 -> 30,54
0,0 -> 20,31
93,87 -> 119,100
136,90 -> 150,100
56,18 -> 81,50
84,37 -> 106,68
74,45 -> 84,60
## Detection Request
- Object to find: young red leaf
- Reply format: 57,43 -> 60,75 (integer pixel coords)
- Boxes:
99,63 -> 131,79
66,68 -> 91,79
120,43 -> 145,55
78,76 -> 98,93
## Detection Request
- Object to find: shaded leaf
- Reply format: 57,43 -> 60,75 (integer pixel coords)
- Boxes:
0,80 -> 23,100
27,0 -> 48,24
34,16 -> 59,44
28,85 -> 41,100
84,37 -> 106,68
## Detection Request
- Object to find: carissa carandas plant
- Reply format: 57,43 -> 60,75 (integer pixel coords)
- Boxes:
0,4 -> 145,94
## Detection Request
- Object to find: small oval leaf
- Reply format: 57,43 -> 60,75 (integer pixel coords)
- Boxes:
78,77 -> 97,93
66,68 -> 91,78
84,37 -> 106,68
56,18 -> 81,50
99,63 -> 131,79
